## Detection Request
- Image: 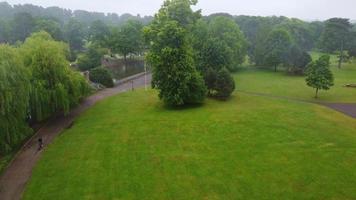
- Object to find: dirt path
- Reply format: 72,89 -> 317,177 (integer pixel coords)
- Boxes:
0,73 -> 151,200
237,90 -> 356,118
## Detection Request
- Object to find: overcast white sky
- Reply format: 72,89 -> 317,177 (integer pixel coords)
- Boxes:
4,0 -> 356,20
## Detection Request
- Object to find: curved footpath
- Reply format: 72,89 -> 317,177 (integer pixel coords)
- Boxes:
1,78 -> 354,200
0,73 -> 152,200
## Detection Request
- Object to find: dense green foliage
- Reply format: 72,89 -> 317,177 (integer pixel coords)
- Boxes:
77,45 -> 107,71
34,18 -> 64,41
65,19 -> 86,56
214,68 -> 235,99
0,45 -> 32,153
108,20 -> 144,60
193,16 -> 247,72
0,2 -> 152,33
234,16 -> 323,65
88,20 -> 111,47
305,55 -> 334,98
286,45 -> 312,74
89,67 -> 114,88
144,0 -> 207,106
0,2 -> 152,62
318,18 -> 353,68
0,31 -> 90,155
262,29 -> 293,71
204,67 -> 236,99
22,89 -> 356,200
22,32 -> 90,122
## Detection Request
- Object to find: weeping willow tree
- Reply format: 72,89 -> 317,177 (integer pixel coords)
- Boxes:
21,31 -> 90,122
0,45 -> 32,153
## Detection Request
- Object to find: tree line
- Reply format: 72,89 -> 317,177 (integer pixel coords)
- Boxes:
144,0 -> 355,106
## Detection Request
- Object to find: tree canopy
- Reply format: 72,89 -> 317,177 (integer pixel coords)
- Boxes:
108,20 -> 144,60
0,45 -> 31,153
22,31 -> 89,121
319,18 -> 352,68
193,16 -> 247,72
144,0 -> 207,106
305,55 -> 334,98
262,29 -> 293,72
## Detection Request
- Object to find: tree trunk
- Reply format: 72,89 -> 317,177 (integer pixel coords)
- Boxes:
338,41 -> 344,69
315,88 -> 319,98
274,65 -> 277,72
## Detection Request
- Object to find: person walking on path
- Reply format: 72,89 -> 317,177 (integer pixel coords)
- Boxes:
38,137 -> 43,151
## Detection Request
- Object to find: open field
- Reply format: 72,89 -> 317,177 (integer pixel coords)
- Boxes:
23,89 -> 356,200
235,53 -> 356,103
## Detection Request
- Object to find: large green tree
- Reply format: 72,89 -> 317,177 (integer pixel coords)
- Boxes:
0,45 -> 32,153
77,45 -> 107,71
34,18 -> 64,41
22,31 -> 89,122
193,16 -> 247,72
10,12 -> 35,42
108,20 -> 144,61
319,18 -> 352,68
262,29 -> 293,72
88,20 -> 110,47
0,19 -> 9,43
305,55 -> 334,98
65,19 -> 86,58
144,0 -> 206,106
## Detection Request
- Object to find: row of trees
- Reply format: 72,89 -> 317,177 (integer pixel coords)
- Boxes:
233,15 -> 356,72
0,32 -> 89,154
0,2 -> 152,25
0,10 -> 146,62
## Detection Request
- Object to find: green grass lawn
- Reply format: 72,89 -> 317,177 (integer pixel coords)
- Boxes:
23,89 -> 356,200
235,54 -> 356,103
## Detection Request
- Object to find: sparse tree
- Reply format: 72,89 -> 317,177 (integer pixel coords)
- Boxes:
305,55 -> 334,98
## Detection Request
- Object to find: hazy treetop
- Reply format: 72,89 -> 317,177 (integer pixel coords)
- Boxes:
4,0 -> 356,20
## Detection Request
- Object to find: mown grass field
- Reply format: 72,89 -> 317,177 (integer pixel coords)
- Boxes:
23,88 -> 356,199
235,52 -> 356,103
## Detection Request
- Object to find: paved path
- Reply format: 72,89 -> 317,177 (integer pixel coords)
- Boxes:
0,73 -> 151,200
321,103 -> 356,118
237,90 -> 356,118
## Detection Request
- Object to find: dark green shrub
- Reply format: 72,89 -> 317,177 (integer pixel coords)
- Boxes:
77,46 -> 106,71
89,67 -> 114,88
215,68 -> 235,100
204,67 -> 235,100
204,67 -> 218,96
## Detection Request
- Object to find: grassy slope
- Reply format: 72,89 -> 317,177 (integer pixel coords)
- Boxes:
235,52 -> 356,103
23,89 -> 356,200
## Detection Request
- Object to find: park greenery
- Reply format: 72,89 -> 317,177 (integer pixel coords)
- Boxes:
23,87 -> 356,200
89,67 -> 114,88
1,0 -> 356,198
0,31 -> 89,155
